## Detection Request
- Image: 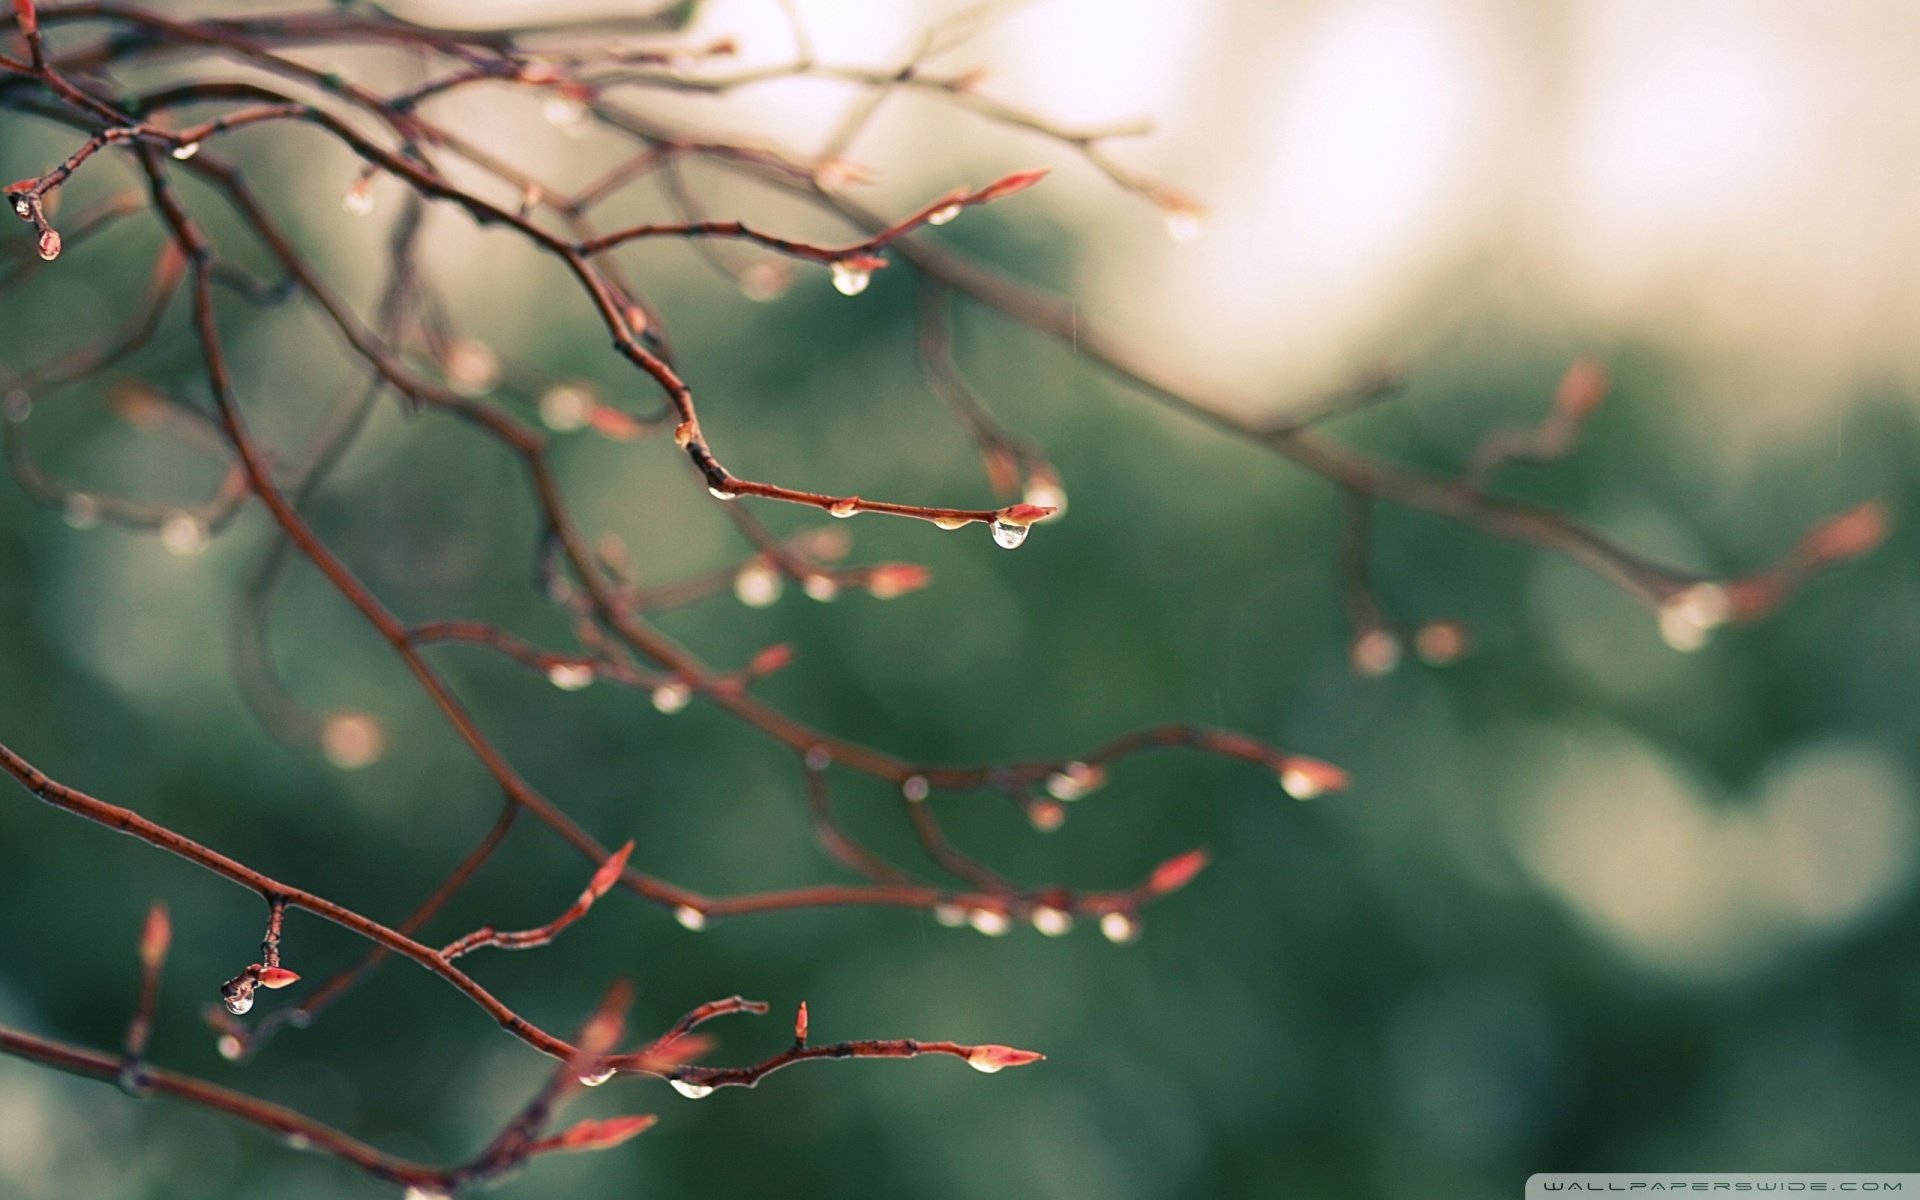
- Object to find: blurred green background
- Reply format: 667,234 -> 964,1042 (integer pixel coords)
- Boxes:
3,2 -> 1919,1198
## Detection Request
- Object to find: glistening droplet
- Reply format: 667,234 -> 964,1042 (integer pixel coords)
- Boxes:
829,261 -> 871,296
670,1078 -> 714,1099
988,518 -> 1028,550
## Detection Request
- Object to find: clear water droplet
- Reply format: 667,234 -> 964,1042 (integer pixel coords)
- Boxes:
734,561 -> 781,608
932,515 -> 969,531
223,992 -> 253,1016
651,682 -> 691,714
160,512 -> 209,557
901,775 -> 929,802
1031,906 -> 1073,937
579,1066 -> 616,1087
547,663 -> 594,691
933,902 -> 967,927
1045,763 -> 1102,801
1658,583 -> 1729,653
670,1078 -> 714,1099
967,908 -> 1011,937
967,1054 -> 1005,1074
707,484 -> 738,501
802,574 -> 839,602
927,203 -> 962,227
989,518 -> 1028,550
539,384 -> 595,432
829,261 -> 871,297
403,1188 -> 453,1200
828,498 -> 859,519
341,176 -> 375,217
171,141 -> 201,161
1099,911 -> 1140,944
673,905 -> 707,931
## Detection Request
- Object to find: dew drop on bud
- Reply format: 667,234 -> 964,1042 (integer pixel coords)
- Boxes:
341,176 -> 375,217
1099,910 -> 1140,944
673,905 -> 707,931
1658,583 -> 1730,653
1350,629 -> 1402,677
670,1078 -> 714,1100
933,902 -> 967,927
707,484 -> 738,501
321,711 -> 384,770
547,662 -> 594,691
223,992 -> 253,1016
804,745 -> 831,771
216,1033 -> 243,1061
37,228 -> 61,262
927,203 -> 962,227
734,561 -> 782,608
989,517 -> 1029,550
828,497 -> 859,519
171,140 -> 202,161
1164,207 -> 1204,244
802,574 -> 839,602
539,384 -> 595,432
829,260 -> 871,297
1046,762 -> 1103,801
901,774 -> 930,802
739,261 -> 792,302
160,511 -> 209,557
1279,766 -> 1325,800
579,1066 -> 616,1087
967,908 -> 1011,937
650,681 -> 691,714
1031,905 -> 1073,937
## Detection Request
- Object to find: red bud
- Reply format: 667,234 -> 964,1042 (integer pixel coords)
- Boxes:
587,841 -> 635,901
795,1001 -> 809,1042
138,903 -> 171,969
1802,501 -> 1888,563
1554,358 -> 1609,420
976,168 -> 1050,203
966,1044 -> 1045,1073
256,966 -> 301,990
1147,848 -> 1211,895
748,643 -> 794,676
549,1114 -> 658,1152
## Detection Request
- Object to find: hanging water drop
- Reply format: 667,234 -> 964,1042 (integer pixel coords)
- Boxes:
1657,583 -> 1729,653
927,203 -> 962,227
1045,762 -> 1103,801
901,775 -> 929,802
932,515 -> 969,531
1031,906 -> 1073,937
171,141 -> 201,162
707,484 -> 738,501
733,561 -> 782,608
828,497 -> 859,519
673,905 -> 707,931
547,663 -> 594,691
829,260 -> 871,297
650,682 -> 691,714
341,175 -> 375,217
988,517 -> 1028,550
160,512 -> 209,557
1100,911 -> 1141,944
1278,766 -> 1325,800
967,908 -> 1011,937
802,574 -> 839,603
579,1066 -> 616,1087
669,1078 -> 714,1100
223,991 -> 253,1016
933,902 -> 967,927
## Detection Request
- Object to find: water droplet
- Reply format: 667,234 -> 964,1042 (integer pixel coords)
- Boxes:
1278,766 -> 1326,800
989,518 -> 1028,550
223,992 -> 253,1016
966,1052 -> 1005,1074
215,1033 -> 243,1061
933,902 -> 967,927
901,775 -> 929,802
11,197 -> 29,219
1031,906 -> 1073,937
61,493 -> 100,530
37,229 -> 60,261
927,203 -> 962,227
579,1066 -> 616,1087
967,908 -> 1011,937
2,390 -> 29,423
1658,583 -> 1730,653
341,176 -> 375,217
650,682 -> 691,714
829,261 -> 871,296
804,745 -> 831,771
544,95 -> 588,128
160,512 -> 209,556
734,561 -> 782,608
283,1132 -> 310,1150
1350,629 -> 1402,677
673,905 -> 707,931
707,484 -> 738,501
670,1078 -> 714,1099
802,574 -> 839,603
171,141 -> 201,161
739,261 -> 791,302
443,338 -> 500,397
403,1188 -> 453,1200
1045,763 -> 1103,801
321,712 -> 384,770
828,498 -> 859,519
932,515 -> 970,531
547,663 -> 594,691
1099,911 -> 1140,944
1164,208 -> 1204,244
539,384 -> 595,432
